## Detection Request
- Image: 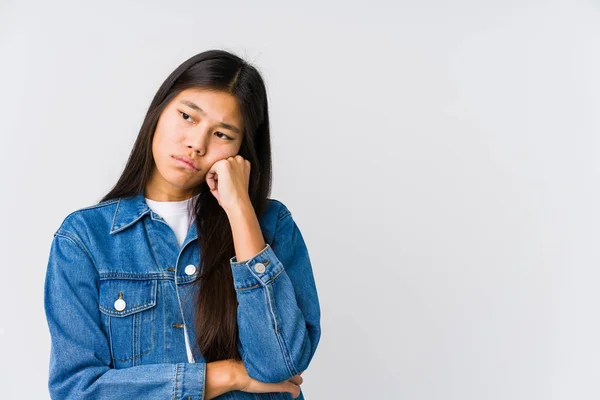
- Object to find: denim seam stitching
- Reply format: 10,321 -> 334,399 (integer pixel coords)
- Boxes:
264,283 -> 297,377
236,283 -> 261,291
54,231 -> 94,262
99,272 -> 172,280
78,198 -> 119,211
276,211 -> 292,225
236,268 -> 284,292
144,218 -> 166,270
110,198 -> 121,233
106,314 -> 115,367
173,363 -> 180,400
111,347 -> 152,362
163,280 -> 168,363
271,211 -> 293,256
201,361 -> 206,400
111,204 -> 150,234
133,312 -> 140,364
108,305 -> 156,362
58,199 -> 120,232
99,301 -> 155,316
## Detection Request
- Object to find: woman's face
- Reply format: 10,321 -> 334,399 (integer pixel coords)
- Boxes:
146,88 -> 245,200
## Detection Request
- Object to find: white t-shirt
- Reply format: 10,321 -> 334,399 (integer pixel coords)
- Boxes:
144,194 -> 199,247
144,193 -> 200,363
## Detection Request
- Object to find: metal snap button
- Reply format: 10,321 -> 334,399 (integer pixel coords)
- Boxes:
185,264 -> 196,276
114,292 -> 126,311
254,263 -> 266,274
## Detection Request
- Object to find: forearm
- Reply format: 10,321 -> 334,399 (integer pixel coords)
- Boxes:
226,201 -> 322,383
205,360 -> 239,400
229,244 -> 319,383
226,198 -> 266,263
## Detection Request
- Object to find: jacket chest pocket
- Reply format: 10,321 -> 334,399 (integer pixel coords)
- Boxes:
99,279 -> 158,367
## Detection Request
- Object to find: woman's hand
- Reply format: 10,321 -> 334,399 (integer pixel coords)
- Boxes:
205,155 -> 251,212
230,359 -> 304,399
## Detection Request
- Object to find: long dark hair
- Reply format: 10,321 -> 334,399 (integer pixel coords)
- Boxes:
100,49 -> 272,362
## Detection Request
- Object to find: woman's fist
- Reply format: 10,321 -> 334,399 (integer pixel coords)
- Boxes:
205,155 -> 251,212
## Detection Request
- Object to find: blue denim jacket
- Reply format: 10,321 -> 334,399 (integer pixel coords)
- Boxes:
43,191 -> 321,399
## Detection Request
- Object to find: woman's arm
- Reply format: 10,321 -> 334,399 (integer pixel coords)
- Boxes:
44,231 -> 233,400
228,202 -> 322,383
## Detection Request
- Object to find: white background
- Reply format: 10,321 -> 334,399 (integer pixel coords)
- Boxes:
1,0 -> 599,398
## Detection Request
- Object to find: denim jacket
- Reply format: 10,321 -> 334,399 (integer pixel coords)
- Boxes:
43,191 -> 321,399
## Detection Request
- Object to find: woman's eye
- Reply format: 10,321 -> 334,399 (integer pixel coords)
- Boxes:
179,111 -> 195,123
179,111 -> 230,140
215,132 -> 232,141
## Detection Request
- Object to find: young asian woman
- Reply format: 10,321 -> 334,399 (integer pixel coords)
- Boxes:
43,49 -> 321,400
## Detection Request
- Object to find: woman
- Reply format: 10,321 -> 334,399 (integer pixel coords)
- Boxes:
43,49 -> 321,399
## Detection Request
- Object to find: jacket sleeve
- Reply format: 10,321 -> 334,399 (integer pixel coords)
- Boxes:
229,205 -> 322,383
44,230 -> 206,400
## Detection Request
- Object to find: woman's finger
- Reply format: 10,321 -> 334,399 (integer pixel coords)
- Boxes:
245,379 -> 301,399
288,374 -> 303,386
272,381 -> 300,399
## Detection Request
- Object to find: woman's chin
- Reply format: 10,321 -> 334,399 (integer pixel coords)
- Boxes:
161,176 -> 201,190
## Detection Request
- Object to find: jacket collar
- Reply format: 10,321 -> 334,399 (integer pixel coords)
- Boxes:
110,190 -> 152,234
110,190 -> 200,247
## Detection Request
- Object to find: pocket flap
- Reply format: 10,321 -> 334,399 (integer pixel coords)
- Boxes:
99,279 -> 157,317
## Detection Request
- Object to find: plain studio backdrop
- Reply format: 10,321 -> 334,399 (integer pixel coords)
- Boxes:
1,0 -> 599,399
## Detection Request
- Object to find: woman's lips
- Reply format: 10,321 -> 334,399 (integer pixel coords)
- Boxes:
172,156 -> 200,171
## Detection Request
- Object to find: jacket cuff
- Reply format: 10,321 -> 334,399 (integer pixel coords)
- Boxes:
175,362 -> 206,400
229,244 -> 284,289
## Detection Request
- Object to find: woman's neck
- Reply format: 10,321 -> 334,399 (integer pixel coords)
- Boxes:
144,184 -> 200,202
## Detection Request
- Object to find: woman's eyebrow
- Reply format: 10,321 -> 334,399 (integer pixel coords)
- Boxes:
180,100 -> 241,135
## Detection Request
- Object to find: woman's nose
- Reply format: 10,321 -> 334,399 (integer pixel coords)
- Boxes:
187,144 -> 205,155
185,129 -> 208,155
